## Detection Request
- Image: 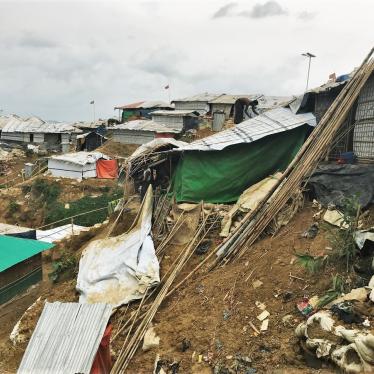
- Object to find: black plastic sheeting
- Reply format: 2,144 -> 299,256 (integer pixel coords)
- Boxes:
5,230 -> 37,240
307,164 -> 374,209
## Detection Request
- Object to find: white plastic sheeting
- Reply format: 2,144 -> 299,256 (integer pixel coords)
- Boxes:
48,151 -> 109,179
76,186 -> 160,306
37,224 -> 90,243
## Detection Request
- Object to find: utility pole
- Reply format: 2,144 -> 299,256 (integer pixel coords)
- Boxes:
302,52 -> 316,91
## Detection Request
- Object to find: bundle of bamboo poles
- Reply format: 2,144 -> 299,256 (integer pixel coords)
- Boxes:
111,212 -> 216,373
212,47 -> 374,265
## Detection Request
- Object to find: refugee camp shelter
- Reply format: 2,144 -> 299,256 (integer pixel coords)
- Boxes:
0,116 -> 81,151
18,302 -> 113,374
172,93 -> 222,114
114,100 -> 173,122
76,131 -> 106,151
209,95 -> 255,119
171,107 -> 316,203
110,120 -> 182,145
296,70 -> 374,161
48,151 -> 116,179
151,110 -> 200,131
0,235 -> 53,304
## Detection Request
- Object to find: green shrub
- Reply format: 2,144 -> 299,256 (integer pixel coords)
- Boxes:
8,200 -> 20,214
45,191 -> 122,227
328,195 -> 361,272
296,253 -> 327,274
32,178 -> 61,204
49,252 -> 77,283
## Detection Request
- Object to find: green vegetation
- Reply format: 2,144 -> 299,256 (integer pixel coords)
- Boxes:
32,178 -> 61,205
45,191 -> 122,227
317,274 -> 345,308
295,253 -> 327,274
8,200 -> 20,214
49,252 -> 77,283
29,178 -> 122,227
328,195 -> 361,272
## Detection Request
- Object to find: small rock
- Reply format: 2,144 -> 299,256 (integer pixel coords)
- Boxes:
252,280 -> 263,289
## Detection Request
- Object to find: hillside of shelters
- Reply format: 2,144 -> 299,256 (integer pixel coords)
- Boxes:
1,49 -> 374,374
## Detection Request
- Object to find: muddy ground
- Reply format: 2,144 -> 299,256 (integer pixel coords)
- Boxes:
0,198 -> 372,373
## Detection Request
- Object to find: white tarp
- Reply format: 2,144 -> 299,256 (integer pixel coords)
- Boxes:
37,224 -> 90,243
48,151 -> 109,179
76,186 -> 160,306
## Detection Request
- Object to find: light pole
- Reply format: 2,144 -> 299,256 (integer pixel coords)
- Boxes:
302,52 -> 316,92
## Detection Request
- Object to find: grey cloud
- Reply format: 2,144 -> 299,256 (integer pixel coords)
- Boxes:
212,2 -> 237,19
298,11 -> 317,21
240,1 -> 287,18
17,32 -> 57,49
213,1 -> 287,20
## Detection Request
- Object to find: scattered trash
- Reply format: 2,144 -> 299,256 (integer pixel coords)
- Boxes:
323,209 -> 348,228
301,222 -> 319,239
363,318 -> 371,328
297,297 -> 314,317
257,310 -> 270,321
295,310 -> 374,373
143,325 -> 160,351
255,301 -> 266,310
195,240 -> 212,255
282,314 -> 294,327
331,301 -> 364,324
180,338 -> 191,352
260,319 -> 269,331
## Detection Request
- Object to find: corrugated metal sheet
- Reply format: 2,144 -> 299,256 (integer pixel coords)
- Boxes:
353,71 -> 374,159
18,302 -> 112,374
114,100 -> 173,110
209,94 -> 257,104
172,93 -> 222,103
49,151 -> 109,165
111,120 -> 181,133
178,107 -> 316,151
0,114 -> 23,130
2,117 -> 81,134
151,110 -> 199,117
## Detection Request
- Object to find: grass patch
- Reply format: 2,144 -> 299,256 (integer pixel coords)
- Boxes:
45,191 -> 122,227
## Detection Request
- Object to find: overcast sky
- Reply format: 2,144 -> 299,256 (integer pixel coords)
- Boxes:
0,0 -> 373,121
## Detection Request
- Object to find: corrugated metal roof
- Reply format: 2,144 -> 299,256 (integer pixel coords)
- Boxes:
172,93 -> 222,103
0,235 -> 53,272
209,94 -> 259,104
151,110 -> 198,117
0,114 -> 23,130
114,100 -> 173,110
110,119 -> 182,133
2,117 -> 81,134
18,302 -> 112,374
49,151 -> 108,165
178,107 -> 316,151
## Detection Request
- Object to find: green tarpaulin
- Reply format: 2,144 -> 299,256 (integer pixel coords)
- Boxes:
0,235 -> 54,272
171,124 -> 310,203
